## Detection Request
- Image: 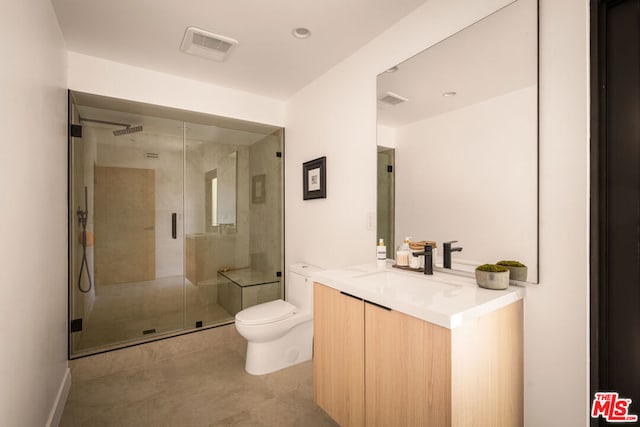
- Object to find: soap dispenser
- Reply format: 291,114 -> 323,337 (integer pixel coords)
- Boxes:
376,238 -> 386,268
396,237 -> 411,267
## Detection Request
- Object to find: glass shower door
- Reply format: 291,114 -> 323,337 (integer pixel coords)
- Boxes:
69,91 -> 285,357
69,97 -> 186,355
183,123 -> 241,328
183,123 -> 283,327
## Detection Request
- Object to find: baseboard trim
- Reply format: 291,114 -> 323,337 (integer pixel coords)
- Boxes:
46,367 -> 71,427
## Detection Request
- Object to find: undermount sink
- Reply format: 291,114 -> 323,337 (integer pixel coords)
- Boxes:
349,270 -> 460,304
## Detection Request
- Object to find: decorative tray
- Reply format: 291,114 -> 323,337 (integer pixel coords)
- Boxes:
391,264 -> 424,273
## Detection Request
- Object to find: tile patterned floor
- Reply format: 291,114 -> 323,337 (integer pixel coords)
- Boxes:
61,325 -> 337,427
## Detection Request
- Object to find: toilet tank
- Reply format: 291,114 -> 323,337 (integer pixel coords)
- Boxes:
286,263 -> 322,313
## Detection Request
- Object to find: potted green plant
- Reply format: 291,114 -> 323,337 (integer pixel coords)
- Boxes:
475,264 -> 510,290
496,260 -> 528,282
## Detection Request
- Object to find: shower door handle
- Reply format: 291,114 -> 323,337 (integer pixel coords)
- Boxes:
171,213 -> 177,239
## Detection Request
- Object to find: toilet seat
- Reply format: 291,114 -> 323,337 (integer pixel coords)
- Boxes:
235,299 -> 295,325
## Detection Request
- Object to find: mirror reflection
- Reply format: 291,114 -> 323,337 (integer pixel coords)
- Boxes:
377,0 -> 538,282
206,150 -> 237,231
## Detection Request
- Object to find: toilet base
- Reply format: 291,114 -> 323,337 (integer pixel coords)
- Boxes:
244,320 -> 312,375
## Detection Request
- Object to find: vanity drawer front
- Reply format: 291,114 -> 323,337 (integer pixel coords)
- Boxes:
365,303 -> 451,427
314,283 -> 365,427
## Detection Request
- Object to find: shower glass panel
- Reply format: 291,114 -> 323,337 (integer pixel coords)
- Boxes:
184,123 -> 283,326
68,91 -> 283,358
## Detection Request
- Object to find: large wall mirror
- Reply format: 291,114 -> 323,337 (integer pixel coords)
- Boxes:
377,0 -> 539,283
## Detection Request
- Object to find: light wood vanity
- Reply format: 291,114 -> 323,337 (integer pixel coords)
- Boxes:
313,280 -> 523,427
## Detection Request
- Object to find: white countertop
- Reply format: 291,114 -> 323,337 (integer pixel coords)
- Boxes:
311,262 -> 524,329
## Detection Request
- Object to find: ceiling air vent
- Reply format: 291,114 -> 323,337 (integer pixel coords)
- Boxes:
379,92 -> 409,106
180,26 -> 238,62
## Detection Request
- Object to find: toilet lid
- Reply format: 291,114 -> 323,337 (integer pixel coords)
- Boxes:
235,299 -> 295,325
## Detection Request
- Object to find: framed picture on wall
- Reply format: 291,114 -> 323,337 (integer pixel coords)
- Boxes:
303,156 -> 326,200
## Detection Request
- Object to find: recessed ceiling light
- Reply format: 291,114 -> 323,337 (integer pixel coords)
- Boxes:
442,91 -> 457,97
386,66 -> 399,73
292,27 -> 311,39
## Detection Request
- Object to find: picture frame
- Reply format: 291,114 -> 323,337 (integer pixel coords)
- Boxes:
252,174 -> 266,204
303,156 -> 326,200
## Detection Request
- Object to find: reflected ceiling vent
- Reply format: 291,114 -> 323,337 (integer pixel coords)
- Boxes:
180,26 -> 238,62
379,92 -> 409,106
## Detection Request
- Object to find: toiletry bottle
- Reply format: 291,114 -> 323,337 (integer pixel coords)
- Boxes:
396,237 -> 411,267
376,239 -> 386,268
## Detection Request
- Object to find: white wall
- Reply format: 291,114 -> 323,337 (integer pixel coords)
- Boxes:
285,0 -> 589,426
0,0 -> 69,425
376,124 -> 396,148
525,0 -> 589,424
395,86 -> 538,279
67,52 -> 286,128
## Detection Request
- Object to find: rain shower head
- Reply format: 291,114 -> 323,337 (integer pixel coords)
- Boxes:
113,125 -> 143,136
79,117 -> 143,137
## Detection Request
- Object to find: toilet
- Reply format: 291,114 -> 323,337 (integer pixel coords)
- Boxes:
235,263 -> 322,375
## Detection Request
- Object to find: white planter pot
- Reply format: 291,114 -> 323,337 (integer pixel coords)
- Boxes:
504,265 -> 527,282
475,270 -> 510,290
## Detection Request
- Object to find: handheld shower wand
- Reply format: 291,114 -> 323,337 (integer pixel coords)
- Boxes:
77,186 -> 93,293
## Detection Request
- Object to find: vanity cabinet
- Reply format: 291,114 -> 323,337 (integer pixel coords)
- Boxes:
365,302 -> 451,426
313,282 -> 365,427
313,282 -> 523,427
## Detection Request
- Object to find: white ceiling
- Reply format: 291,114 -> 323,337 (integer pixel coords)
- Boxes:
52,0 -> 427,100
377,0 -> 537,127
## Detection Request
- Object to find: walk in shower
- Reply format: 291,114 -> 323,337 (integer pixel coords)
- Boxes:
68,91 -> 284,358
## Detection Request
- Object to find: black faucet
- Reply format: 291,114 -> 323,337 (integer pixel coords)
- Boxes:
443,240 -> 463,269
412,244 -> 433,275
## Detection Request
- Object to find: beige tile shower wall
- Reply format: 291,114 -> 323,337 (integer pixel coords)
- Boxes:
235,147 -> 250,266
218,151 -> 238,226
185,142 -> 205,235
90,127 -> 184,280
82,129 -> 98,309
249,132 -> 283,277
